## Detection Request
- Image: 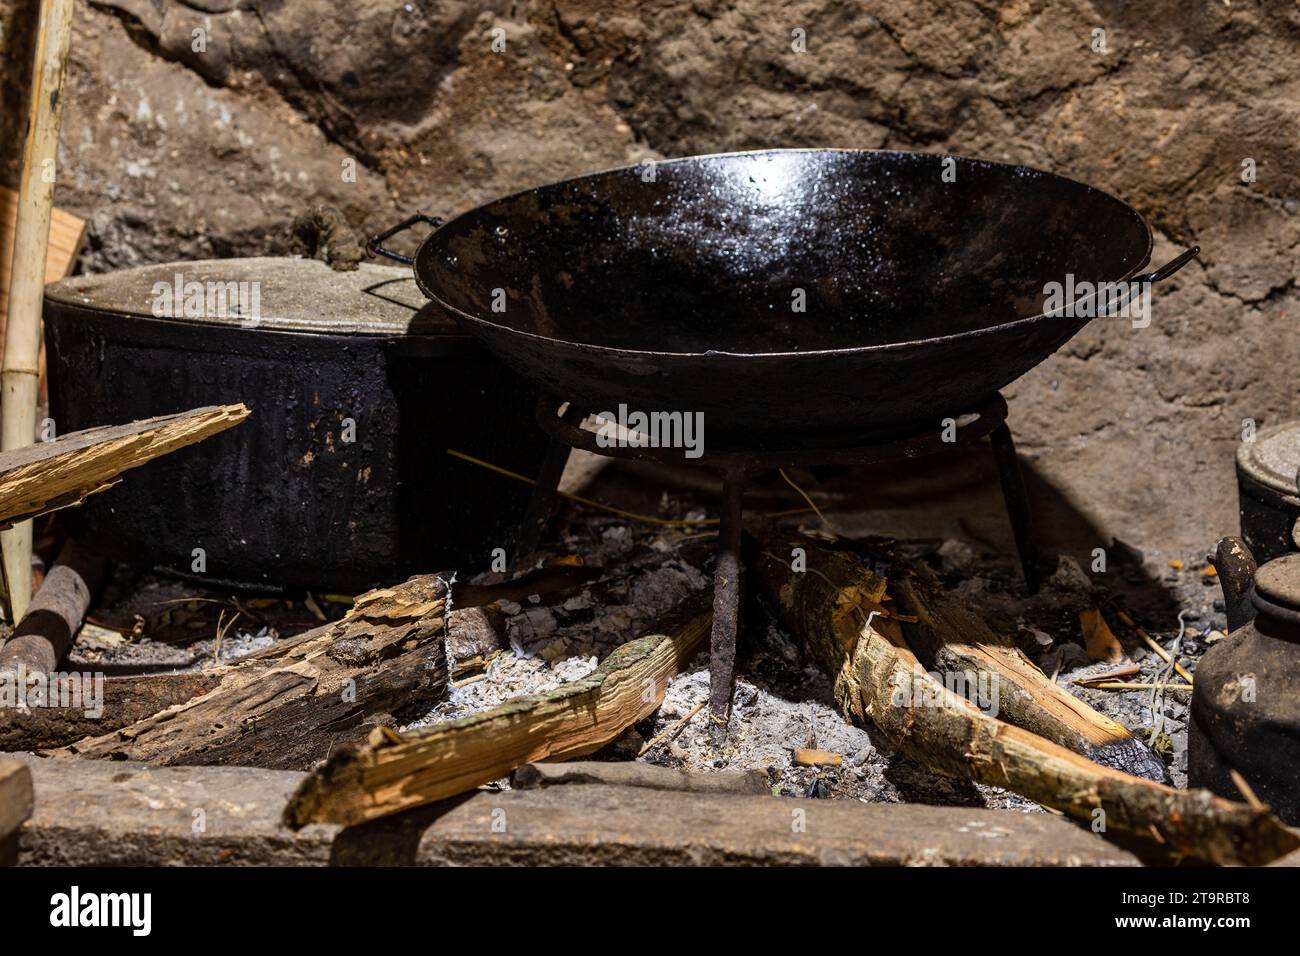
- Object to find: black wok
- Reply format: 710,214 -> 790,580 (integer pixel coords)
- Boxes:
372,150 -> 1197,446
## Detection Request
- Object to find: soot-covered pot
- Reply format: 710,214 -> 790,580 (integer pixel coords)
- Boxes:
1191,548 -> 1300,824
1236,419 -> 1300,565
44,257 -> 549,592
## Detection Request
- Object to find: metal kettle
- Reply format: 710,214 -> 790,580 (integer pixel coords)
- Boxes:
1189,537 -> 1300,824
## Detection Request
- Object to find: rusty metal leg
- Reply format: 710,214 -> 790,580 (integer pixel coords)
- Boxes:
513,405 -> 583,568
989,422 -> 1040,594
708,476 -> 746,742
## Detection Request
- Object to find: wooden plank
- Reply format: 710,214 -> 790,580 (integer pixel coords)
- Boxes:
0,188 -> 86,413
0,185 -> 86,322
284,595 -> 712,828
0,404 -> 249,526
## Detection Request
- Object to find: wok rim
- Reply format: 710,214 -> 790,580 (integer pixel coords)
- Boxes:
414,147 -> 1155,360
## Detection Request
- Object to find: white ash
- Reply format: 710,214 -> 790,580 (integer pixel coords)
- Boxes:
68,624 -> 278,672
641,668 -> 1039,811
645,668 -> 893,800
406,649 -> 600,729
936,537 -> 978,575
189,625 -> 278,663
414,494 -> 1215,803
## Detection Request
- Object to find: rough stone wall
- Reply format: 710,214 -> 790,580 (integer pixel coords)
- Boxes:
2,0 -> 1297,553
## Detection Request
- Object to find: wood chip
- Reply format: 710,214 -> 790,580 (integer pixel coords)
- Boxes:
1073,664 -> 1141,686
1079,607 -> 1125,663
793,748 -> 843,767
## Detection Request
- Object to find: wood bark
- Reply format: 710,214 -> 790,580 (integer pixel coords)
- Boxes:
445,606 -> 504,679
284,595 -> 712,829
0,404 -> 249,527
58,575 -> 449,771
0,539 -> 105,678
748,526 -> 1299,866
0,672 -> 218,750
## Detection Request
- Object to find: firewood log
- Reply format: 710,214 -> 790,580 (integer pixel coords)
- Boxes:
0,672 -> 218,751
284,595 -> 712,828
57,575 -> 449,770
886,559 -> 1169,781
747,525 -> 1299,866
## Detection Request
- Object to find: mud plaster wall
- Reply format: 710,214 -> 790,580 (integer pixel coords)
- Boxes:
1,0 -> 1297,556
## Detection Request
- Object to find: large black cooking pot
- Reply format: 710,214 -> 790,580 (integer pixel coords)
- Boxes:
374,149 -> 1197,446
44,258 -> 549,592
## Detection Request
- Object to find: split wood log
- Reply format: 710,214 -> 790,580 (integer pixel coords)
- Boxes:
0,539 -> 105,679
748,527 -> 1300,866
58,575 -> 449,770
757,529 -> 1166,778
888,561 -> 1169,782
0,405 -> 249,528
0,672 -> 218,751
284,595 -> 712,828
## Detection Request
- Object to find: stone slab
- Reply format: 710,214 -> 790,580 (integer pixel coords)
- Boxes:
11,755 -> 1141,866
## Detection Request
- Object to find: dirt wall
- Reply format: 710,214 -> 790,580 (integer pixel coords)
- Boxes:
2,0 -> 1297,553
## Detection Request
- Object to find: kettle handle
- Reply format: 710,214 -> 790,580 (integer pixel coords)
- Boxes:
366,212 -> 444,265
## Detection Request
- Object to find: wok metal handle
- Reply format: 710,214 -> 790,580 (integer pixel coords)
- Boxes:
1136,245 -> 1200,284
366,212 -> 444,265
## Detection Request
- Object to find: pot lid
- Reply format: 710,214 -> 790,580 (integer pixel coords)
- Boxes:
1253,552 -> 1300,611
44,257 -> 458,336
1237,420 -> 1300,499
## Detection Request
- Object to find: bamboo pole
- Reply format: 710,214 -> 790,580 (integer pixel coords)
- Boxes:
1,0 -> 77,622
